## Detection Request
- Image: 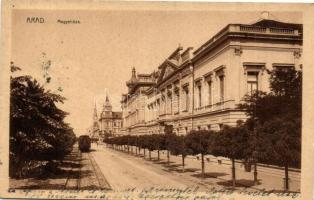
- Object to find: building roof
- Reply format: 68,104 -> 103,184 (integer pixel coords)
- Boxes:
251,19 -> 302,32
193,19 -> 302,58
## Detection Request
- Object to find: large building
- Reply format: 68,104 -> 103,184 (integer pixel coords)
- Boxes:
90,95 -> 123,140
121,18 -> 302,136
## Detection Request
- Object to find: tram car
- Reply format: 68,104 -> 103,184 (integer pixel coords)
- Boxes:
78,135 -> 91,152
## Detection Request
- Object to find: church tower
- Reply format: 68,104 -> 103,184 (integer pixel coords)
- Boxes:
99,94 -> 113,136
102,95 -> 113,117
91,103 -> 99,140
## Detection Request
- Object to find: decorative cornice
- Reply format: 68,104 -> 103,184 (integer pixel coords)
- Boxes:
243,62 -> 266,66
243,63 -> 266,75
272,63 -> 295,68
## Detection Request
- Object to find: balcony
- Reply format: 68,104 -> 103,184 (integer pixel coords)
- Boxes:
194,100 -> 236,114
158,113 -> 172,121
234,25 -> 299,36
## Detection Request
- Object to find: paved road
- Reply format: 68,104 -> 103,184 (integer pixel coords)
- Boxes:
91,144 -> 300,192
90,144 -> 208,191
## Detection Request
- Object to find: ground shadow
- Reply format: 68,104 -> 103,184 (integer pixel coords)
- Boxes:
192,172 -> 228,179
216,179 -> 261,188
167,164 -> 182,168
60,161 -> 82,168
168,168 -> 200,173
153,161 -> 176,165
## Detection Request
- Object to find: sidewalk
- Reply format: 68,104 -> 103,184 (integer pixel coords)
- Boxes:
10,144 -> 110,190
108,145 -> 300,192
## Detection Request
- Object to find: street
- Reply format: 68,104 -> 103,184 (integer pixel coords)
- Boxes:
90,144 -> 199,191
10,143 -> 300,192
91,144 -> 300,192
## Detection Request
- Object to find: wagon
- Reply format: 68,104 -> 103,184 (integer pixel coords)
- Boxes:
78,135 -> 91,152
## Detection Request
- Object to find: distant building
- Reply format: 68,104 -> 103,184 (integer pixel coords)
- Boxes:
91,95 -> 123,140
89,104 -> 100,140
121,18 -> 302,135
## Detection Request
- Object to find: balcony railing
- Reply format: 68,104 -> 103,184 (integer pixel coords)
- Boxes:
237,25 -> 298,36
239,25 -> 266,33
194,100 -> 236,114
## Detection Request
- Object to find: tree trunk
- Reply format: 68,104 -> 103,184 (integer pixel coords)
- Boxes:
232,158 -> 236,188
144,149 -> 146,158
253,162 -> 258,185
149,150 -> 151,160
201,154 -> 205,178
157,150 -> 160,161
167,150 -> 170,165
182,155 -> 185,172
285,164 -> 289,191
135,147 -> 138,155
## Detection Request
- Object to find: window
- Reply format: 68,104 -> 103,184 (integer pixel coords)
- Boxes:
219,123 -> 223,130
219,75 -> 224,102
207,124 -> 211,130
169,94 -> 172,114
247,72 -> 258,94
184,88 -> 189,111
175,90 -> 180,113
197,126 -> 201,131
207,81 -> 212,105
185,127 -> 188,134
198,85 -> 202,107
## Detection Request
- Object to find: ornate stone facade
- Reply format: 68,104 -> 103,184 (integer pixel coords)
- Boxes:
91,95 -> 123,139
121,19 -> 302,135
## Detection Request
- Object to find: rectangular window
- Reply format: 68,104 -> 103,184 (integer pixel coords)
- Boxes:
176,91 -> 180,113
247,72 -> 258,94
185,89 -> 189,111
169,94 -> 172,114
207,81 -> 212,105
198,85 -> 202,107
219,75 -> 224,102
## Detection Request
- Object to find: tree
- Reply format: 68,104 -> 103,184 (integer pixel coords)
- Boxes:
257,117 -> 301,190
185,130 -> 212,177
239,68 -> 302,191
212,125 -> 250,188
168,134 -> 191,172
155,134 -> 166,161
10,63 -> 75,178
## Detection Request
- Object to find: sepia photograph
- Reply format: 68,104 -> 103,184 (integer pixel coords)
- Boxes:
1,1 -> 313,200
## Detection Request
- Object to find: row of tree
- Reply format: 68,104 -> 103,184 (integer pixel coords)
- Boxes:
105,68 -> 301,190
10,63 -> 76,178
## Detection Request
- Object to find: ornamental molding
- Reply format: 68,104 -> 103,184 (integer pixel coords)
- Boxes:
243,62 -> 266,75
234,46 -> 243,56
214,65 -> 226,77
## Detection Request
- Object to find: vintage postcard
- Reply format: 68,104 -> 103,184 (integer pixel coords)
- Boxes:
0,0 -> 314,199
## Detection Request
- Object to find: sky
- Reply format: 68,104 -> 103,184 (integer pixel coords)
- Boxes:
11,9 -> 302,135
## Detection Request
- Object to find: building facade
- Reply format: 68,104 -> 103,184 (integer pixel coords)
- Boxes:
121,19 -> 302,136
90,95 -> 123,139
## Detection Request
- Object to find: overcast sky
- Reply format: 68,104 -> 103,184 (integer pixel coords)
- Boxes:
11,9 -> 302,135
